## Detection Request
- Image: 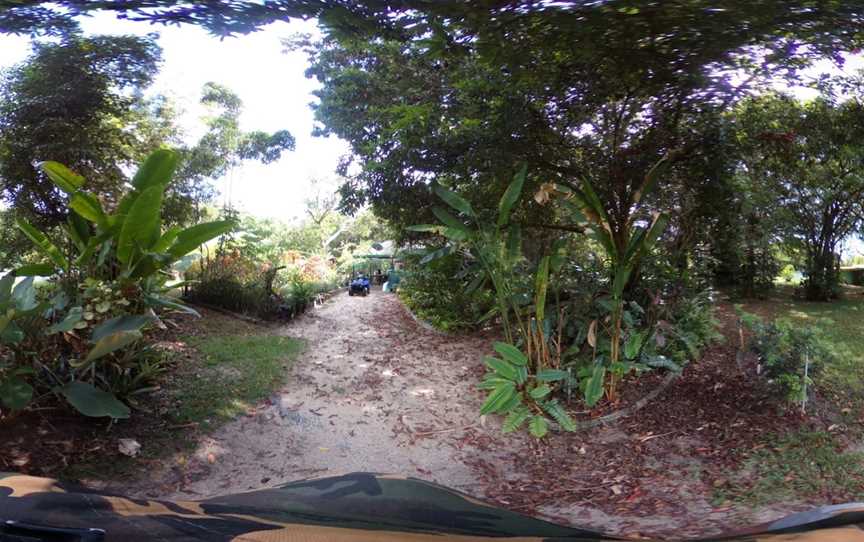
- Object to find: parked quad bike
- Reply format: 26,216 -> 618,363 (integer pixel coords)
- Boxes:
348,276 -> 371,296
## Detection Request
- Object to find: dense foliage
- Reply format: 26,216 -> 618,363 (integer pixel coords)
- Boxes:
1,150 -> 233,418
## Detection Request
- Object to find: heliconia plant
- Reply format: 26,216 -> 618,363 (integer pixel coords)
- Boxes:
7,149 -> 236,419
534,153 -> 674,404
409,165 -> 578,438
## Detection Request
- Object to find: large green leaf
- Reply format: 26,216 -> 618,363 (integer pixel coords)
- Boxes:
91,314 -> 154,342
132,148 -> 178,190
479,382 -> 516,415
584,364 -> 607,407
536,368 -> 570,382
0,273 -> 15,303
0,377 -> 33,410
83,330 -> 142,363
46,307 -> 83,334
67,213 -> 91,251
543,400 -> 577,431
419,245 -> 452,265
58,382 -> 130,419
11,277 -> 37,311
70,192 -> 107,226
498,164 -> 526,226
529,384 -> 551,399
441,226 -> 468,242
502,405 -> 532,433
432,206 -> 469,232
484,356 -> 517,380
39,161 -> 84,194
624,331 -> 646,360
168,220 -> 235,260
16,219 -> 68,271
14,263 -> 56,277
493,342 -> 528,366
117,185 -> 164,264
433,185 -> 474,216
152,226 -> 182,253
529,415 -> 549,438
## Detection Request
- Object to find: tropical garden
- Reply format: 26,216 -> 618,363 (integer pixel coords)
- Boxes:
2,1 -> 864,537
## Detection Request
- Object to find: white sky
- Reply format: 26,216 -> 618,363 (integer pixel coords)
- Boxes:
0,13 -> 349,221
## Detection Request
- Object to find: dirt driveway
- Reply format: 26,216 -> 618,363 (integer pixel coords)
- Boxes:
169,289 -> 505,498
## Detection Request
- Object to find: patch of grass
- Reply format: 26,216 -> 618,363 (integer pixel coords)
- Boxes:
716,431 -> 864,506
172,334 -> 304,428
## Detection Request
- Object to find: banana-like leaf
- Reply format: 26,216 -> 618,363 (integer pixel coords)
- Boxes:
132,148 -> 178,190
536,369 -> 569,382
70,192 -> 107,226
534,255 -> 550,323
117,185 -> 164,264
498,164 -> 526,226
145,294 -> 201,317
168,220 -> 235,260
67,213 -> 91,251
441,226 -> 468,242
433,185 -> 474,216
432,206 -> 469,232
39,161 -> 84,194
16,219 -> 68,271
58,381 -> 130,419
529,384 -> 551,399
624,331 -> 645,360
612,265 -> 632,300
543,400 -> 577,431
152,226 -> 182,253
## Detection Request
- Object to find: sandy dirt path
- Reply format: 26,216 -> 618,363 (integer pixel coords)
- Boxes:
169,289 -> 504,499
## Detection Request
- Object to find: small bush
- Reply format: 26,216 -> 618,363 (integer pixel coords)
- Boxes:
398,253 -> 493,332
741,313 -> 831,403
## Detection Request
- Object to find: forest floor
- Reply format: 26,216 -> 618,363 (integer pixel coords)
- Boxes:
3,288 -> 863,539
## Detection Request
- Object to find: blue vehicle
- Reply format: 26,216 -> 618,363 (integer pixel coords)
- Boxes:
348,274 -> 370,296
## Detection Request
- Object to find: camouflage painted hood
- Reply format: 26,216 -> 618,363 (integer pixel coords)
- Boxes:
1,472 -> 863,541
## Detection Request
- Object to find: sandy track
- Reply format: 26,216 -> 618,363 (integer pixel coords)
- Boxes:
169,289 -> 503,498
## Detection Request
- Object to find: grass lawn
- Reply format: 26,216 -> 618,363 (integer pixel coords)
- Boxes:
172,334 -> 304,428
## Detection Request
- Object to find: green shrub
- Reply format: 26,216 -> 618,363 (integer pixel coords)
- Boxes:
4,150 -> 232,419
398,253 -> 493,332
741,312 -> 830,404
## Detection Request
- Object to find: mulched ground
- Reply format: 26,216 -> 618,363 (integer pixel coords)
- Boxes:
459,302 -> 848,537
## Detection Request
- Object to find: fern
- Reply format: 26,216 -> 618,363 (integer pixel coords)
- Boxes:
542,400 -> 576,431
502,405 -> 532,433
